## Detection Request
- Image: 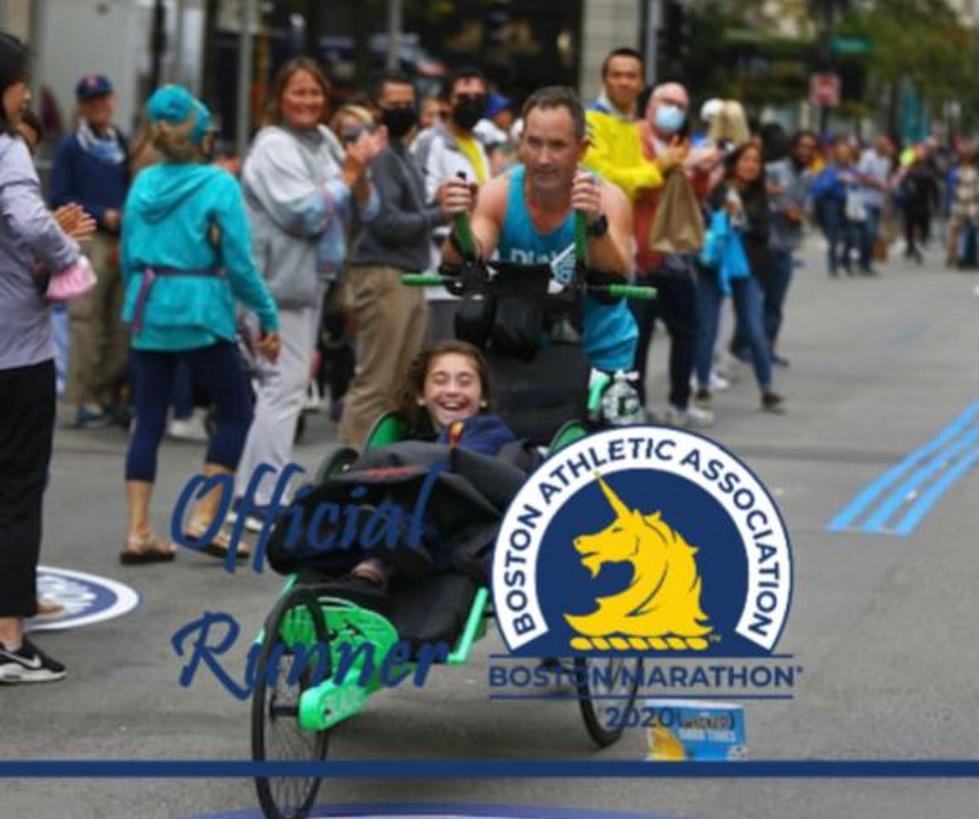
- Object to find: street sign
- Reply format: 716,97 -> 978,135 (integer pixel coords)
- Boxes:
809,73 -> 841,107
830,35 -> 872,55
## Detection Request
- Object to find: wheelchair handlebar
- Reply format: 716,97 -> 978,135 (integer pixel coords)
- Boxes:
401,273 -> 446,287
401,272 -> 656,301
604,283 -> 657,300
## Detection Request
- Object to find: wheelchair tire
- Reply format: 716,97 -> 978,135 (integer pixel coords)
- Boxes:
252,587 -> 330,819
575,655 -> 643,747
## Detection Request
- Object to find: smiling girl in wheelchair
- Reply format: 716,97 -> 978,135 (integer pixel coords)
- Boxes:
263,338 -> 527,607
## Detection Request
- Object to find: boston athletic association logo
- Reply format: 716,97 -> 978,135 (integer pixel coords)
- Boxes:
493,426 -> 792,658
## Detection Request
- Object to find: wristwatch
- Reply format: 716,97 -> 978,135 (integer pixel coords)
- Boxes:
586,213 -> 609,238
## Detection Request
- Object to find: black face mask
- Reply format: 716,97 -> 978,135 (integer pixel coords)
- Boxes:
381,105 -> 418,139
451,96 -> 485,130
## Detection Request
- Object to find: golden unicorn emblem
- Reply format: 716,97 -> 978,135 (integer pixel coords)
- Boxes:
564,473 -> 713,651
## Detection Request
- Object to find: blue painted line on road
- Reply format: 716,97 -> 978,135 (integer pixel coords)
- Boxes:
827,399 -> 979,533
890,321 -> 929,345
488,694 -> 794,701
892,448 -> 979,536
860,427 -> 979,533
11,759 -> 979,778
183,802 -> 671,819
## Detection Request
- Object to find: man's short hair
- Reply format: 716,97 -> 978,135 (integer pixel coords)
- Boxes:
791,129 -> 817,149
601,47 -> 644,78
521,86 -> 586,140
369,71 -> 414,104
449,66 -> 487,95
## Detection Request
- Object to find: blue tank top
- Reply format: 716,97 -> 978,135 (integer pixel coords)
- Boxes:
496,165 -> 637,372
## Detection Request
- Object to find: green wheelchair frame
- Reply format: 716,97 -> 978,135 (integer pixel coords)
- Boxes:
250,215 -> 654,819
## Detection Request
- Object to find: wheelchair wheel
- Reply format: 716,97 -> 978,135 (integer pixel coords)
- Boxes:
252,588 -> 330,819
575,654 -> 643,747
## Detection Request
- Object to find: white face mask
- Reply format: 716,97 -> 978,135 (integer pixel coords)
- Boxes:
654,104 -> 686,135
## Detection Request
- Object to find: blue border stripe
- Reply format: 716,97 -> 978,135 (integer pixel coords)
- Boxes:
9,760 -> 979,778
184,802 -> 671,819
861,427 -> 979,532
488,694 -> 793,701
892,448 -> 979,536
827,399 -> 979,532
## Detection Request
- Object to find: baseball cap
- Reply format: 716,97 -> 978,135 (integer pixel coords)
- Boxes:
76,74 -> 113,101
485,92 -> 513,119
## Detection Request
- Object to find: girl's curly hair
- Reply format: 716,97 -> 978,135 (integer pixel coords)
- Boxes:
396,340 -> 493,433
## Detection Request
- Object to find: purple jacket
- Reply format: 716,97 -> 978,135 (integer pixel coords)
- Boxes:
0,135 -> 79,370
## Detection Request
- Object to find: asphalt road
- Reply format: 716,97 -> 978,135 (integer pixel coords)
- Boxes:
5,236 -> 979,819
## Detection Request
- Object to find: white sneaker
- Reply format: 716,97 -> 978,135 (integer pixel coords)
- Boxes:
685,404 -> 715,428
691,370 -> 732,393
664,404 -> 714,429
167,410 -> 208,442
709,371 -> 731,392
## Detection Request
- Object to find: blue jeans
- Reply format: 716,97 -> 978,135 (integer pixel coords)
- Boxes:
820,199 -> 861,274
860,204 -> 882,271
696,270 -> 771,392
50,304 -> 70,396
763,248 -> 793,350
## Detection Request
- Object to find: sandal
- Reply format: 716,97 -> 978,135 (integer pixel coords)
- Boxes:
183,521 -> 251,561
34,597 -> 66,618
120,534 -> 177,565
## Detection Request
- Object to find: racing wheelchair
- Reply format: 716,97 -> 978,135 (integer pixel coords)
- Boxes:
250,217 -> 656,819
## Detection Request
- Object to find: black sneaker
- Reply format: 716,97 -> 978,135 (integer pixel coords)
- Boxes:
0,638 -> 67,683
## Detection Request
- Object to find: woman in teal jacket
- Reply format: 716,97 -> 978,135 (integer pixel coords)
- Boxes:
120,85 -> 279,563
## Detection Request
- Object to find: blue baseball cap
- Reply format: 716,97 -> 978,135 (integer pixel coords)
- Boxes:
76,73 -> 113,101
485,92 -> 513,119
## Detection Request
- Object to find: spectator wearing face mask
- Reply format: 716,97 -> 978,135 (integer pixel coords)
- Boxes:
412,67 -> 491,342
339,72 -> 458,448
586,78 -> 717,427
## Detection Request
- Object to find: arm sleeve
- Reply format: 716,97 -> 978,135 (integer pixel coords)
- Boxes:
243,131 -> 353,240
356,178 -> 381,223
370,153 -> 446,244
213,173 -> 279,333
120,189 -> 135,286
47,137 -> 74,209
582,112 -> 663,200
809,169 -> 834,200
411,131 -> 440,204
48,136 -> 110,223
1,139 -> 79,271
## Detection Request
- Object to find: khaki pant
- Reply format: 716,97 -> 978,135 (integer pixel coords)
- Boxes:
65,232 -> 129,409
338,265 -> 428,449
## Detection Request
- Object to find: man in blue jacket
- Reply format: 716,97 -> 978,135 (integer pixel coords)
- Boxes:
49,74 -> 130,428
